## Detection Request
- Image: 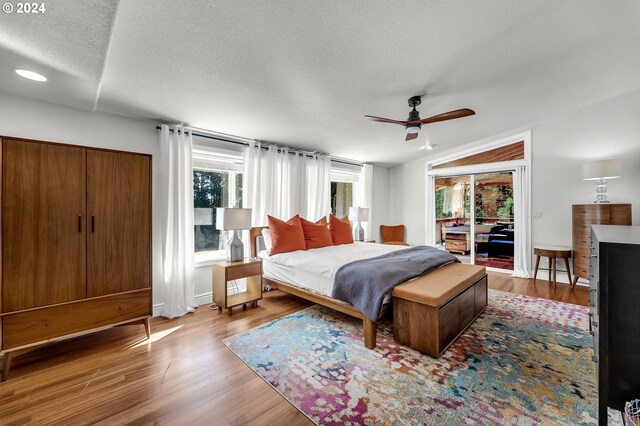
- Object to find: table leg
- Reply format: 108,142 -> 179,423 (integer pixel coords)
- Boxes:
548,257 -> 553,284
533,255 -> 541,283
144,317 -> 151,339
552,258 -> 557,287
564,258 -> 573,289
571,275 -> 580,288
2,352 -> 13,382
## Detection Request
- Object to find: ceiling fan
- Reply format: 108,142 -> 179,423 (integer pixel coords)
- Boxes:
365,96 -> 475,141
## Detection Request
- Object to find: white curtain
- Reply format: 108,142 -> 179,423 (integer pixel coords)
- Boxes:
267,146 -> 305,219
243,143 -> 330,225
354,164 -> 373,239
512,166 -> 531,278
452,183 -> 464,218
425,174 -> 436,245
305,154 -> 331,221
441,187 -> 452,214
159,124 -> 197,318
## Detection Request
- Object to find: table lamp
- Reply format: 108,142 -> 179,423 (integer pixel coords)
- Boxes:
216,208 -> 252,262
582,159 -> 621,204
349,207 -> 369,242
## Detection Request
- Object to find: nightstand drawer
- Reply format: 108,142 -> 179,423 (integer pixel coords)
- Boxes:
227,262 -> 262,281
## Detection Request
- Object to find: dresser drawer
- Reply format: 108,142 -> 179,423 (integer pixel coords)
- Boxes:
572,204 -> 610,222
2,290 -> 150,350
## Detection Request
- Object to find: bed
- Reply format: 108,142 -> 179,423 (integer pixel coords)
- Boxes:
251,226 -> 392,348
249,226 -> 482,350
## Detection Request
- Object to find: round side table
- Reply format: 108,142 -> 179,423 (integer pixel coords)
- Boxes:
533,246 -> 573,288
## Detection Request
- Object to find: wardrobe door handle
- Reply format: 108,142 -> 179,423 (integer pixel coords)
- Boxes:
91,215 -> 95,233
78,214 -> 82,233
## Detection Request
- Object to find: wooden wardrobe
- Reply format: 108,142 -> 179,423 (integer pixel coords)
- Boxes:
571,204 -> 631,287
0,137 -> 152,380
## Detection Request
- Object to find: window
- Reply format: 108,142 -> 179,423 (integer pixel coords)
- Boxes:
331,181 -> 353,217
330,163 -> 360,217
192,145 -> 243,256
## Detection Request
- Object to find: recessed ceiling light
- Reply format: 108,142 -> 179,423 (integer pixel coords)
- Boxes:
14,69 -> 47,82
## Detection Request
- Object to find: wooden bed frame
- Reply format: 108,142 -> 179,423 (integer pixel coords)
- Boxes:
249,227 -> 379,349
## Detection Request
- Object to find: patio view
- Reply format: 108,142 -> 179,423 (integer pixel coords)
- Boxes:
435,172 -> 514,270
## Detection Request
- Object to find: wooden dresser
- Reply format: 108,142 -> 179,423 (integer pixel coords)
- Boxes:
1,137 -> 152,380
590,225 -> 640,425
571,204 -> 631,286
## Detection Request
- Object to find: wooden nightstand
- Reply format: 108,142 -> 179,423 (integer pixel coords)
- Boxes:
212,258 -> 263,316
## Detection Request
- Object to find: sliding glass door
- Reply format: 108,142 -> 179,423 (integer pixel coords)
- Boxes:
435,171 -> 514,271
473,172 -> 514,270
435,176 -> 471,264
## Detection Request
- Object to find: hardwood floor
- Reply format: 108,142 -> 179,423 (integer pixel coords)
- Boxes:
0,272 -> 588,425
488,271 -> 589,305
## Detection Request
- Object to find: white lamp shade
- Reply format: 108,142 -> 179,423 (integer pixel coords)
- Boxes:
406,126 -> 420,134
582,160 -> 621,180
349,207 -> 370,222
194,208 -> 213,225
216,208 -> 252,230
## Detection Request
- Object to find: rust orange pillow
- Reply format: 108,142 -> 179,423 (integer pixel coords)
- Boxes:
300,217 -> 332,249
267,215 -> 306,255
329,214 -> 354,245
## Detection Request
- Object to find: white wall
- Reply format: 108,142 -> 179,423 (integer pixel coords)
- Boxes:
389,89 -> 640,277
388,159 -> 426,245
370,165 -> 390,242
0,92 -> 165,306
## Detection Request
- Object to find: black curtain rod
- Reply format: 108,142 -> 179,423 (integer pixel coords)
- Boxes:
156,126 -> 363,167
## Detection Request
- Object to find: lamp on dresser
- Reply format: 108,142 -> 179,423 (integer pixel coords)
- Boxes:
582,159 -> 621,203
216,208 -> 252,262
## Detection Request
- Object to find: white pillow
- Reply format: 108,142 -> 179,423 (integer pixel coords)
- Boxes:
262,228 -> 273,252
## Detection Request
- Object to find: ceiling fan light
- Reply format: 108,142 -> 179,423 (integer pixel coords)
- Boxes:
406,126 -> 420,134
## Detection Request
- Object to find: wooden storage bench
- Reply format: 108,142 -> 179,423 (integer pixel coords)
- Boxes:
392,263 -> 487,357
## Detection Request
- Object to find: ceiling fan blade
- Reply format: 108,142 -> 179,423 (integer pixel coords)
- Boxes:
409,108 -> 476,125
365,115 -> 407,125
405,132 -> 419,141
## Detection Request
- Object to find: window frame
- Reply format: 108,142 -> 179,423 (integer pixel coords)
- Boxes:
330,164 -> 359,218
192,147 -> 243,266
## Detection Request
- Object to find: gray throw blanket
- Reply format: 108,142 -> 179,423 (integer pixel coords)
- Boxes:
331,246 -> 460,321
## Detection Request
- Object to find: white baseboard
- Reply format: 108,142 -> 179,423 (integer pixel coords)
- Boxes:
152,291 -> 214,317
195,291 -> 213,306
532,269 -> 589,287
152,303 -> 164,317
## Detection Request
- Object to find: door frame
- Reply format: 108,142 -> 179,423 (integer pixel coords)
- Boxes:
425,131 -> 531,275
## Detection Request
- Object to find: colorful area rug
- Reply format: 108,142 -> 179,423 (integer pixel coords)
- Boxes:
223,290 -> 596,425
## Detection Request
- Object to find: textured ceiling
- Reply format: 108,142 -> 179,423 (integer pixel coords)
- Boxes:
1,1 -> 639,165
0,1 -> 118,110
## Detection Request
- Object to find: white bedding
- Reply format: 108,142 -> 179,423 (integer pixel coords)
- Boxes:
258,242 -> 405,297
